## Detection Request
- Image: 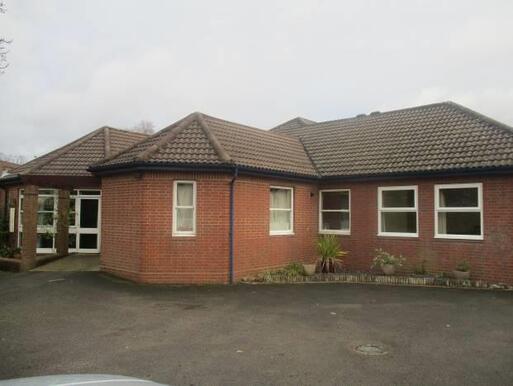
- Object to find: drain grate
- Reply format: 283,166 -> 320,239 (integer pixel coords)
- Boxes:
354,344 -> 388,356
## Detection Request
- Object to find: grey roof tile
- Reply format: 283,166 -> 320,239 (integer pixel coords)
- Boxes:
277,102 -> 513,177
271,117 -> 316,133
9,127 -> 147,177
98,112 -> 317,177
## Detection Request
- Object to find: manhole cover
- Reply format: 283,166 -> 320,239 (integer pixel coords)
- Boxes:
354,344 -> 388,356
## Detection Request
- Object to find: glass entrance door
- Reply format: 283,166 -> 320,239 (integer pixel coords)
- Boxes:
69,190 -> 101,253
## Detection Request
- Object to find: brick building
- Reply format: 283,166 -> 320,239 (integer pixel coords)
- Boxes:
2,102 -> 513,284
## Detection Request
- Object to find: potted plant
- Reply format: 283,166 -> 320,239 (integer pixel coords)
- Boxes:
303,262 -> 317,276
316,234 -> 347,273
453,260 -> 470,280
371,248 -> 405,275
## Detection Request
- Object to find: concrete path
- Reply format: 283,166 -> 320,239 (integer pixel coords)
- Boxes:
32,254 -> 100,271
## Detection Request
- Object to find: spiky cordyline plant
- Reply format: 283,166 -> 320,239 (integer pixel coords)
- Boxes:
317,234 -> 347,273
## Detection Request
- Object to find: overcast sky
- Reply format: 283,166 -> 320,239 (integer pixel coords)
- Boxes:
1,0 -> 513,160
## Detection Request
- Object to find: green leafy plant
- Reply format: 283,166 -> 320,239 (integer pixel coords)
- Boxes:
371,248 -> 405,269
317,235 -> 347,273
0,215 -> 9,247
261,262 -> 306,281
455,260 -> 470,272
0,245 -> 20,258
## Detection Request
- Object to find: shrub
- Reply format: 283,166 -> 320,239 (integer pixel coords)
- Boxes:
317,235 -> 347,273
371,248 -> 405,269
455,260 -> 470,272
261,262 -> 306,281
0,245 -> 20,258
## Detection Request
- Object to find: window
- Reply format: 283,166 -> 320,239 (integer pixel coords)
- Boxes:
435,183 -> 483,240
319,190 -> 350,234
173,181 -> 196,236
378,186 -> 418,237
270,187 -> 293,235
18,188 -> 58,252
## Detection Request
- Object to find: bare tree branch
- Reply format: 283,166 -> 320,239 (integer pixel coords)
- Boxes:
131,120 -> 155,134
0,1 -> 11,74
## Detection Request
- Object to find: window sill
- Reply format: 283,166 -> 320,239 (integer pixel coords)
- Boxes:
270,232 -> 295,236
319,230 -> 350,236
172,233 -> 196,238
434,235 -> 483,241
377,232 -> 418,238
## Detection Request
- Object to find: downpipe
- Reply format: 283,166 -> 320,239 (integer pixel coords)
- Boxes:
229,167 -> 238,284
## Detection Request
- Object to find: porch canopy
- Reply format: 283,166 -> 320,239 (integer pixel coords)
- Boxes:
0,127 -> 147,270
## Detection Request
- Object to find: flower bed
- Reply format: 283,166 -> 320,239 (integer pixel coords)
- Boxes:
247,271 -> 513,290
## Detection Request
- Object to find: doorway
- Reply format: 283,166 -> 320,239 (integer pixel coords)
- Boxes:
69,190 -> 101,253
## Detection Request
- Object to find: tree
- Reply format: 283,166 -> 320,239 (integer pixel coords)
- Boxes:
0,153 -> 25,164
0,1 -> 12,74
131,120 -> 155,134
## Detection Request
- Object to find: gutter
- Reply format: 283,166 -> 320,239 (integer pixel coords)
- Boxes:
229,167 -> 239,284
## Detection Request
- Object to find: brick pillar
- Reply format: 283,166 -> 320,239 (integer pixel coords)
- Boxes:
56,189 -> 70,257
20,185 -> 38,271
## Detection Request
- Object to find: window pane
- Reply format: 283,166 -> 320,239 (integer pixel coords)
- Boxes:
80,199 -> 99,228
37,213 -> 54,226
439,188 -> 478,207
322,191 -> 349,210
37,233 -> 53,249
79,234 -> 98,249
270,210 -> 291,232
381,212 -> 417,233
69,199 -> 76,226
438,212 -> 481,235
38,196 -> 55,211
382,190 -> 415,208
69,234 -> 77,249
176,183 -> 193,206
176,208 -> 194,232
321,212 -> 349,231
271,188 -> 291,209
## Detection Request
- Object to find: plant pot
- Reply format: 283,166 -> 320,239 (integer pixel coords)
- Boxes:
381,264 -> 395,275
303,263 -> 316,276
453,270 -> 470,280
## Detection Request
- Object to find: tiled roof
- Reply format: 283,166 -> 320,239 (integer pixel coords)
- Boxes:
96,112 -> 317,177
96,102 -> 513,178
271,117 -> 316,133
0,160 -> 18,172
274,102 -> 513,177
9,127 -> 147,177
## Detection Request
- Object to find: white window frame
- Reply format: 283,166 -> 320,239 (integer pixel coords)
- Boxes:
269,186 -> 294,236
69,189 -> 102,253
434,182 -> 483,240
319,189 -> 351,235
172,180 -> 197,237
378,185 -> 418,238
18,188 -> 58,253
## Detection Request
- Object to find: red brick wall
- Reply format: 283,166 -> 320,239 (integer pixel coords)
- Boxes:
100,172 -> 318,284
101,172 -> 232,283
101,171 -> 513,285
233,176 -> 318,279
101,175 -> 144,280
320,174 -> 513,284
